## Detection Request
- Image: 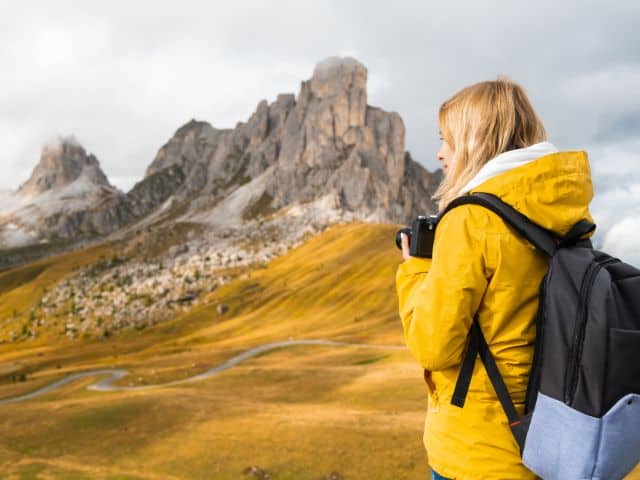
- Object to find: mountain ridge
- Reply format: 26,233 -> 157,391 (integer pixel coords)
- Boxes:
0,56 -> 442,270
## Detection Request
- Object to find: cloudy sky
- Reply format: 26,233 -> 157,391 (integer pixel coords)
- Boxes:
1,1 -> 639,262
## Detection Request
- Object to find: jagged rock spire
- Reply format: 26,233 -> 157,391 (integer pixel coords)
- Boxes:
17,135 -> 112,196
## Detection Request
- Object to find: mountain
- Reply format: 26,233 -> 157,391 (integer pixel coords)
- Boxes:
144,56 -> 442,227
0,137 -> 121,249
0,56 -> 442,270
0,138 -> 185,258
17,136 -> 113,196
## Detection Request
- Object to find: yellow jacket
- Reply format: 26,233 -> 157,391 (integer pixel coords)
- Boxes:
396,150 -> 595,479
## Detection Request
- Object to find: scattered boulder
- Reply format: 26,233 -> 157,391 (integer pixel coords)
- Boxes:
243,466 -> 273,479
176,292 -> 198,304
168,244 -> 189,257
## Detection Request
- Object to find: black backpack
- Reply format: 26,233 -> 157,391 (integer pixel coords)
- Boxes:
438,192 -> 640,480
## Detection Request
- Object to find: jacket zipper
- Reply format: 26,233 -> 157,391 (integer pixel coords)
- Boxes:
564,256 -> 618,405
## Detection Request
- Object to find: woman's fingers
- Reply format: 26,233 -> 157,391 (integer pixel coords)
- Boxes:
401,233 -> 411,260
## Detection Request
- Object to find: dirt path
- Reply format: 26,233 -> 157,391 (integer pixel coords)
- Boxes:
0,339 -> 407,404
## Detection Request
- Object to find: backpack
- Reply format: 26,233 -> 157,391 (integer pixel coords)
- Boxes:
437,191 -> 640,480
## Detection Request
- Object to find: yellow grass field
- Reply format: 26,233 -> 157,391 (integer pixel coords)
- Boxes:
0,222 -> 637,479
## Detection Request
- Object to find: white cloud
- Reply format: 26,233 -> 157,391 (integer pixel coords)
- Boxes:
587,139 -> 640,180
589,194 -> 640,264
588,141 -> 640,267
561,64 -> 640,109
602,216 -> 640,268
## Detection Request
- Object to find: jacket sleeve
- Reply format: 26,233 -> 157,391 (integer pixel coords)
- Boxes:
395,205 -> 490,371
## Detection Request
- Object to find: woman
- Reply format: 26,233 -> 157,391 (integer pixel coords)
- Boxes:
396,78 -> 595,479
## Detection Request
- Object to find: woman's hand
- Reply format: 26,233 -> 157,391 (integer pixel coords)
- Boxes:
401,232 -> 412,260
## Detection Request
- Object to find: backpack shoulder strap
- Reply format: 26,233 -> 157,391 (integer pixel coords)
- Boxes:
452,318 -> 527,451
452,319 -> 519,423
437,192 -> 559,257
558,219 -> 596,247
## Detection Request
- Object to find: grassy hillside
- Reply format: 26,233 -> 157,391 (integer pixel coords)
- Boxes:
0,221 -> 637,479
0,222 -> 433,479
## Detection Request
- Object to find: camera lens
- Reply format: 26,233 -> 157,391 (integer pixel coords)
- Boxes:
395,227 -> 412,250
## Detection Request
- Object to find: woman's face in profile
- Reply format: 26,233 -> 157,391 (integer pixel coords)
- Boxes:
437,132 -> 454,175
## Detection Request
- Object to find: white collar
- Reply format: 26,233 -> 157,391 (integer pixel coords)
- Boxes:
458,141 -> 558,194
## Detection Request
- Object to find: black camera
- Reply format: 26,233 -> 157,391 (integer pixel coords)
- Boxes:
395,215 -> 439,258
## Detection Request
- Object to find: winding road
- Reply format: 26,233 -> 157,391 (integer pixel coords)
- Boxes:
0,339 -> 407,405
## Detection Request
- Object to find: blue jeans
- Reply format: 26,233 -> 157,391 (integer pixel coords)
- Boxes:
431,470 -> 452,480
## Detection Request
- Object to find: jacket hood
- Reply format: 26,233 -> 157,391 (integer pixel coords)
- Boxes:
461,145 -> 595,237
459,142 -> 559,194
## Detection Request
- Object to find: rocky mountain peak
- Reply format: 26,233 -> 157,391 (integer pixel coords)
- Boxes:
17,136 -> 113,196
309,56 -> 367,100
141,56 -> 441,227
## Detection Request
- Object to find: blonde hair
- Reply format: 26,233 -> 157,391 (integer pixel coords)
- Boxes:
433,76 -> 547,211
